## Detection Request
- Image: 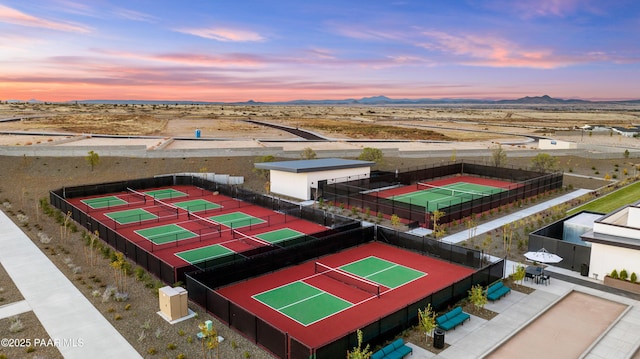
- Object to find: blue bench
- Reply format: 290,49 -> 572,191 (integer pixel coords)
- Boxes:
436,306 -> 470,331
486,281 -> 511,301
436,307 -> 471,330
370,338 -> 412,359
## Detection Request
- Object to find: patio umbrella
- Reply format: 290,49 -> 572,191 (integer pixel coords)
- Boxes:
524,248 -> 563,264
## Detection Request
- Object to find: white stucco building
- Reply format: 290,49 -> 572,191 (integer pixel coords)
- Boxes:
254,158 -> 375,201
582,204 -> 640,280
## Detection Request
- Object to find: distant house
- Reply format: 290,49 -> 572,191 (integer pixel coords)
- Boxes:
582,203 -> 640,280
254,158 -> 374,201
611,126 -> 640,137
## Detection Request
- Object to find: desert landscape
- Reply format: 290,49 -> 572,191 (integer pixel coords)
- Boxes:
0,102 -> 638,359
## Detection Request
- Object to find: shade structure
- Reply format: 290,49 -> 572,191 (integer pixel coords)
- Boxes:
524,248 -> 563,264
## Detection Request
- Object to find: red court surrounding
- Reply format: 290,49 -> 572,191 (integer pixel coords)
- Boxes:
377,175 -> 517,198
67,185 -> 328,268
217,241 -> 475,349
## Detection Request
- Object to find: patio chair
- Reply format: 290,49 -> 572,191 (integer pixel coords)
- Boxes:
539,274 -> 550,285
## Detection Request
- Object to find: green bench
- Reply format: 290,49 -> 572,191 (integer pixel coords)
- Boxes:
486,281 -> 511,301
435,306 -> 470,331
370,338 -> 412,359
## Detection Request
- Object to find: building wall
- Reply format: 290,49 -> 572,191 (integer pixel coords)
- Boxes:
269,167 -> 370,200
589,242 -> 640,280
594,221 -> 640,239
269,171 -> 309,200
538,139 -> 577,150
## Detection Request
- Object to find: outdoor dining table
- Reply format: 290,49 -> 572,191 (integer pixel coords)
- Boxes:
525,266 -> 543,284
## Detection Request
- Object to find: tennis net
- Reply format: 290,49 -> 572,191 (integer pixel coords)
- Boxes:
153,197 -> 179,216
233,230 -> 273,248
126,187 -> 147,203
189,212 -> 222,234
416,183 -> 488,198
314,262 -> 381,297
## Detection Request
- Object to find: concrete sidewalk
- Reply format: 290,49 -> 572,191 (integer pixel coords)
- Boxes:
441,188 -> 591,244
0,210 -> 141,358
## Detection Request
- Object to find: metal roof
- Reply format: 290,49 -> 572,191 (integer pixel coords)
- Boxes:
254,158 -> 374,173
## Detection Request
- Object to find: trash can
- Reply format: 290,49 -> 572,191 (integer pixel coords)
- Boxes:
195,129 -> 201,138
433,328 -> 445,349
581,263 -> 589,277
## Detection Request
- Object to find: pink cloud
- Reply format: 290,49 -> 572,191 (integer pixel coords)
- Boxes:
419,30 -> 573,68
330,23 -> 404,42
0,4 -> 91,33
485,0 -> 602,18
175,27 -> 264,42
111,8 -> 158,23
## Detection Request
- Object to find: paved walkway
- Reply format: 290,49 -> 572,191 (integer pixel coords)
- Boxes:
441,188 -> 591,244
0,210 -> 141,358
405,266 -> 640,358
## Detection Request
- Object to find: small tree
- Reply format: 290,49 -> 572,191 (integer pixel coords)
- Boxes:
431,210 -> 446,240
347,329 -> 371,359
300,147 -> 317,160
86,150 -> 100,171
417,304 -> 437,345
390,214 -> 401,229
512,264 -> 526,285
198,321 -> 219,359
631,272 -> 638,283
468,284 -> 488,313
253,155 -> 275,179
491,144 -> 507,167
357,147 -> 384,165
624,149 -> 630,159
530,153 -> 558,173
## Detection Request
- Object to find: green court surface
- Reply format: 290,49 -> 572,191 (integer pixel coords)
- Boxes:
175,244 -> 234,263
81,196 -> 127,209
135,224 -> 197,244
255,228 -> 304,244
393,182 -> 504,212
145,188 -> 187,200
339,257 -> 426,289
253,256 -> 425,326
253,281 -> 352,326
208,211 -> 265,228
173,199 -> 221,212
105,208 -> 157,224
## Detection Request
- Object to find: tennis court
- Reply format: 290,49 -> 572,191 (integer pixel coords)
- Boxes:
105,208 -> 157,225
135,224 -> 197,245
81,195 -> 127,209
253,256 -> 426,326
255,228 -> 304,244
173,198 -> 221,212
145,188 -> 187,200
209,211 -> 265,228
392,181 -> 505,211
175,244 -> 235,264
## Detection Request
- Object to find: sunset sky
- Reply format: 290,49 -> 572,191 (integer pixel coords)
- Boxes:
1,0 -> 639,102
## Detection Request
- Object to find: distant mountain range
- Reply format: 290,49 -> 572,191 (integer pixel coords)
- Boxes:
6,95 -> 640,106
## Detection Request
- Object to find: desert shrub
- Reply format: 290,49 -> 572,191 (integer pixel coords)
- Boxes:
620,269 -> 629,280
610,269 -> 619,279
9,317 -> 24,333
167,343 -> 177,350
114,292 -> 129,302
135,267 -> 146,281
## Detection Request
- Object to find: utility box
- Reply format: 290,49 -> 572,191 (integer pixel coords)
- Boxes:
159,286 -> 189,321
